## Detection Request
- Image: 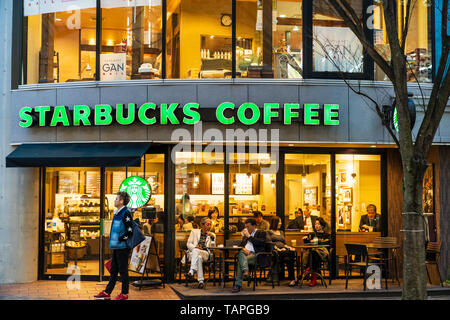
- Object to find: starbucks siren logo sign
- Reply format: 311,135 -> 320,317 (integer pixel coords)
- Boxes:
119,176 -> 151,209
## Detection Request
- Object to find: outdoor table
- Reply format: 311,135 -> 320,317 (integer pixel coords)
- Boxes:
207,246 -> 243,288
366,242 -> 400,283
294,244 -> 331,288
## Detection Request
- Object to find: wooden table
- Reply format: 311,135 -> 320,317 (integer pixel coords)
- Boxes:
207,246 -> 243,288
346,242 -> 400,284
366,243 -> 400,284
294,244 -> 331,288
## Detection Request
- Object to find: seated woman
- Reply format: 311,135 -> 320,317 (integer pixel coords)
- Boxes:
266,216 -> 296,283
175,215 -> 185,232
208,206 -> 224,233
288,217 -> 330,287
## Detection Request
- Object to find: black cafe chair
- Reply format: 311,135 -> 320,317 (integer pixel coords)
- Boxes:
344,243 -> 387,291
178,240 -> 216,288
247,242 -> 276,291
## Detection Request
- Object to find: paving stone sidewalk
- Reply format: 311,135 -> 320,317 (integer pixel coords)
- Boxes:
0,281 -> 180,300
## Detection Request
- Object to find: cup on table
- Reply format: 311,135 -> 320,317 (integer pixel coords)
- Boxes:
291,239 -> 297,246
368,226 -> 374,232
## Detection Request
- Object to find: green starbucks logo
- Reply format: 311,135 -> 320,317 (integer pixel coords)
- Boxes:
393,106 -> 399,133
119,176 -> 151,209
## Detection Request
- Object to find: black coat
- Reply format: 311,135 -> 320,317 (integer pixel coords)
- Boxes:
286,215 -> 318,230
239,229 -> 271,267
359,214 -> 381,232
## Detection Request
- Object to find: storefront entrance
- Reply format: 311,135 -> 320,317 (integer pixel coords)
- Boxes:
35,144 -> 386,281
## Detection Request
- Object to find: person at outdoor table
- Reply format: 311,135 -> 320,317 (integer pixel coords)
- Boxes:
175,215 -> 185,232
184,217 -> 216,289
232,218 -> 268,293
253,210 -> 270,231
183,215 -> 195,231
286,209 -> 303,229
266,216 -> 296,283
288,217 -> 330,287
208,206 -> 224,233
359,204 -> 381,232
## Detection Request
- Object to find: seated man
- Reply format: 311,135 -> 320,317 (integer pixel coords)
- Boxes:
301,206 -> 317,232
184,217 -> 216,288
253,210 -> 270,231
287,209 -> 303,229
232,218 -> 267,293
359,204 -> 381,232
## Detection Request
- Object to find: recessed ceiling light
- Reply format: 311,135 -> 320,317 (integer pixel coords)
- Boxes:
55,18 -> 62,22
280,14 -> 287,18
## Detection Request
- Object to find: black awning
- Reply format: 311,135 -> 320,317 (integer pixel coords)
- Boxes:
6,142 -> 151,167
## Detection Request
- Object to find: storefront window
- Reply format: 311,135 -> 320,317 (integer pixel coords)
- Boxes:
25,1 -> 97,84
372,1 -> 433,82
335,154 -> 381,274
44,167 -> 101,276
43,154 -> 165,278
166,0 -> 232,79
229,152 -> 277,231
237,0 -> 303,79
100,1 -> 162,80
284,154 -> 331,230
312,0 -> 363,73
104,154 -> 165,274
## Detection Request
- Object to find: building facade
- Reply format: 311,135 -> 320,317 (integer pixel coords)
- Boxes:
1,0 -> 449,284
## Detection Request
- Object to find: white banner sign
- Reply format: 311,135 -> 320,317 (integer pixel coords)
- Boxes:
100,53 -> 127,81
24,0 -> 96,16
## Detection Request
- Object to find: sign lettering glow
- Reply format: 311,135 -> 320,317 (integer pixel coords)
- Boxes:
19,102 -> 340,128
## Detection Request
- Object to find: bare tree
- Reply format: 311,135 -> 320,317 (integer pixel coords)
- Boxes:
319,0 -> 450,299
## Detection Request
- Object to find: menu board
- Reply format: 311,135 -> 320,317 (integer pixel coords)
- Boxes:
211,173 -> 224,194
112,172 -> 127,193
235,174 -> 252,195
58,171 -> 79,194
86,171 -> 100,195
69,223 -> 81,242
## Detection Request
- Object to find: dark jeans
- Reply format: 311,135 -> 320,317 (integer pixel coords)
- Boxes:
105,248 -> 130,295
271,250 -> 295,281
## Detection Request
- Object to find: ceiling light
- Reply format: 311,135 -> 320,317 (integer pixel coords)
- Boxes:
280,14 -> 287,18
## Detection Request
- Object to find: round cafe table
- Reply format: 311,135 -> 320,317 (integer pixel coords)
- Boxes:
207,246 -> 243,288
294,244 -> 331,288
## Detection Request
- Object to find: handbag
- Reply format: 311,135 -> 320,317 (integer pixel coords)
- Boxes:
105,259 -> 112,273
126,218 -> 146,249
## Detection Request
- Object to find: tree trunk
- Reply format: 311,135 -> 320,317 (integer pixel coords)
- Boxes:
401,156 -> 428,299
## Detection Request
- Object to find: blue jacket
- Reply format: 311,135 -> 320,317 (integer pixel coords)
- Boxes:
109,207 -> 132,250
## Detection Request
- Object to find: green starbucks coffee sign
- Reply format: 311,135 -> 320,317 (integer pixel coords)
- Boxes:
18,102 -> 340,127
119,176 -> 151,209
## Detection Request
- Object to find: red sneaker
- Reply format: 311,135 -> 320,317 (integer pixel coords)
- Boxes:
115,293 -> 128,300
94,291 -> 111,300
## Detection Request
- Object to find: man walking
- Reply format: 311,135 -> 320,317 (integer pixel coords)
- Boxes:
94,191 -> 133,300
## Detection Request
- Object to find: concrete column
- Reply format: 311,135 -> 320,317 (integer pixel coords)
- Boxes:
0,0 -> 40,284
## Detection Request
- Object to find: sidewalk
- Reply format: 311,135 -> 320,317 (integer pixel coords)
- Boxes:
0,281 -> 180,300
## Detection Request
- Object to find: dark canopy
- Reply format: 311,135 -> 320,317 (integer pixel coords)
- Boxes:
6,142 -> 151,167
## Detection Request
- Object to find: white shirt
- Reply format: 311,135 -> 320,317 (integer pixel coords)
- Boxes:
114,206 -> 125,215
244,229 -> 257,253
